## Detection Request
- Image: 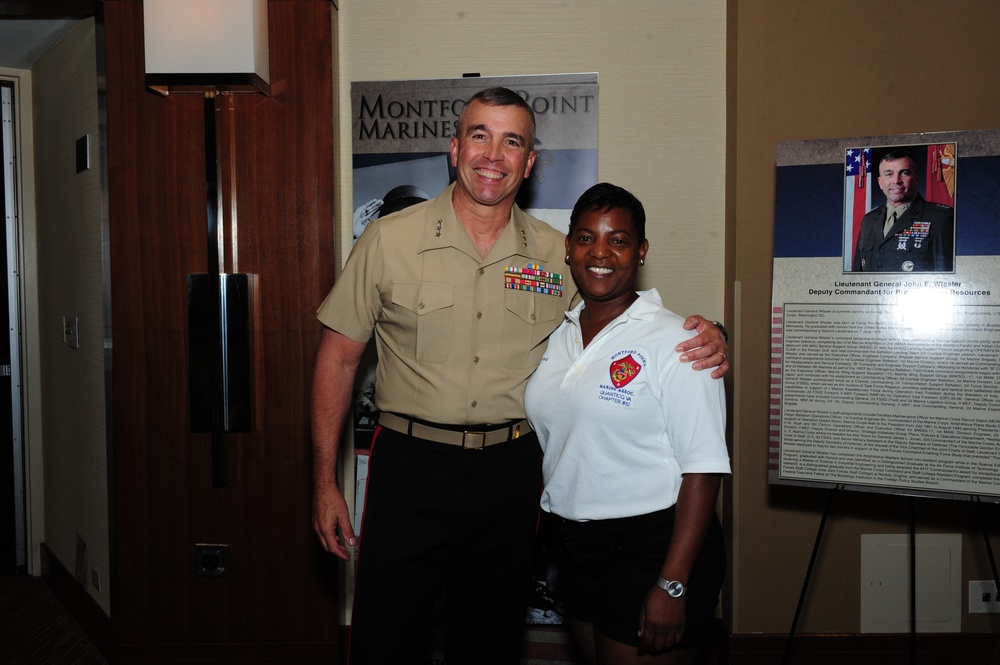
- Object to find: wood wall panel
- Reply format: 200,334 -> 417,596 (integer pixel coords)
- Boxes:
104,1 -> 337,660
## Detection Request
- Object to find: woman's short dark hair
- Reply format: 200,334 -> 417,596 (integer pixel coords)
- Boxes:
569,183 -> 646,243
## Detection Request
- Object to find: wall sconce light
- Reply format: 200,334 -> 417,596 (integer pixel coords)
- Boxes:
142,0 -> 270,486
143,0 -> 270,95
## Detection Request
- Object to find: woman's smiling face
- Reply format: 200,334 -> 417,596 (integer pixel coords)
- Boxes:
566,206 -> 648,306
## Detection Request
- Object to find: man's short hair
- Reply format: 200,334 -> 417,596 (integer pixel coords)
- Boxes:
879,149 -> 919,171
460,87 -> 536,147
569,182 -> 647,243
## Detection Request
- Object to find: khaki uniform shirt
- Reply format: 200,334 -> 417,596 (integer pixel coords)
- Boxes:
317,183 -> 577,425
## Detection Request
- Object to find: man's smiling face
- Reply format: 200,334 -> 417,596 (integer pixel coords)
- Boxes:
878,156 -> 920,206
449,99 -> 536,213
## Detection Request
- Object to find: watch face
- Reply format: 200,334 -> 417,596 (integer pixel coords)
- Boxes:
666,581 -> 686,597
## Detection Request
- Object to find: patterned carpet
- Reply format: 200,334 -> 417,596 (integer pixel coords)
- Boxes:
0,572 -> 109,664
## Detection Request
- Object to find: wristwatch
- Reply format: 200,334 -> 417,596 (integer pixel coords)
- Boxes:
655,577 -> 687,598
712,320 -> 729,344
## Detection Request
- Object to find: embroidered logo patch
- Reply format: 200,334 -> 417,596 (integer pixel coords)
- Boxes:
504,263 -> 564,297
609,354 -> 641,388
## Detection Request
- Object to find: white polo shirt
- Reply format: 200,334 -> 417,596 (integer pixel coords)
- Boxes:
525,289 -> 730,521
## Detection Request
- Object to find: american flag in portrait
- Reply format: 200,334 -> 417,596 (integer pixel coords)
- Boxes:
843,147 -> 871,270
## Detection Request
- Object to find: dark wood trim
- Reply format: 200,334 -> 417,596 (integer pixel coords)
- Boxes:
115,643 -> 340,662
40,543 -> 112,661
0,1 -> 98,18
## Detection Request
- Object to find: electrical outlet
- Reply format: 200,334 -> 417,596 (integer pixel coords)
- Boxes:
91,568 -> 102,592
194,544 -> 229,577
969,580 -> 1000,613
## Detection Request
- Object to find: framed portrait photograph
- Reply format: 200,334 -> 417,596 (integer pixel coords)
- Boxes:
843,142 -> 956,273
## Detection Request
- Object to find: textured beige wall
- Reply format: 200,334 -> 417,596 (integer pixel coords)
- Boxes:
335,0 -> 727,322
32,18 -> 110,616
730,0 -> 1000,634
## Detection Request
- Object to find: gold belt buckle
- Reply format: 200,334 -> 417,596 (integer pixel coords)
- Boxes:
462,431 -> 486,450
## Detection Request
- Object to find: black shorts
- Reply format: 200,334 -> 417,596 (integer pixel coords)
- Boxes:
543,507 -> 726,649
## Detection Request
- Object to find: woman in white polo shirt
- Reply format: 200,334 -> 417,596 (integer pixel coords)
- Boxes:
525,183 -> 731,665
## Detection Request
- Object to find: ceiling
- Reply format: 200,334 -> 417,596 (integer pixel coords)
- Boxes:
0,19 -> 77,69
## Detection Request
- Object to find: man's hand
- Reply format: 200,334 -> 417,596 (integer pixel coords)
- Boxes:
313,482 -> 357,561
352,198 -> 383,225
677,314 -> 730,379
310,328 -> 367,561
352,198 -> 383,238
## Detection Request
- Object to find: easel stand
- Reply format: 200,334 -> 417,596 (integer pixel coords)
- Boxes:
780,488 -> 1000,665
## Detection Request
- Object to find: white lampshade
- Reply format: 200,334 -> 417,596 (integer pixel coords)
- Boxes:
143,0 -> 269,94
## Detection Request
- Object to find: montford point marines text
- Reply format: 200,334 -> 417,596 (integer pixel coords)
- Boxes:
356,90 -> 596,141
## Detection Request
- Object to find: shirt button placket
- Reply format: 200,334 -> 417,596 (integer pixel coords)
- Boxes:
469,266 -> 487,419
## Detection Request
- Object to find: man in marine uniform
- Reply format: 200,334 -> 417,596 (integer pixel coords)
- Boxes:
852,148 -> 954,272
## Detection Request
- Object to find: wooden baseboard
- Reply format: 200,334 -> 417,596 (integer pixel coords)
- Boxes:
40,543 -> 113,661
115,643 -> 341,662
729,632 -> 1000,665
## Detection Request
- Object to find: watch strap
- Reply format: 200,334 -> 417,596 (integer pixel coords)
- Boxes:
712,320 -> 729,344
655,576 -> 687,597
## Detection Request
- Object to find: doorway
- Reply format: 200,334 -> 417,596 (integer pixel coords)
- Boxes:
1,80 -> 24,572
0,6 -> 100,579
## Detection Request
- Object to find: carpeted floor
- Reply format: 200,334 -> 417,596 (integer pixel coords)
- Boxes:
0,572 -> 109,664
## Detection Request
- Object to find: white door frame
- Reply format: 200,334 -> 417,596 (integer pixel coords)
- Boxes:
1,68 -> 44,575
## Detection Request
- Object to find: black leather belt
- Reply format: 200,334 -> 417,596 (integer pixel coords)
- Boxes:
378,412 -> 531,450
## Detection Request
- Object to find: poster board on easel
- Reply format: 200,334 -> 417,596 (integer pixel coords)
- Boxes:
769,128 -> 1000,502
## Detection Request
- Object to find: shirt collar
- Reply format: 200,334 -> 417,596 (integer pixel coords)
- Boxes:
417,183 -> 553,265
417,183 -> 465,253
887,200 -> 913,216
567,288 -> 663,324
